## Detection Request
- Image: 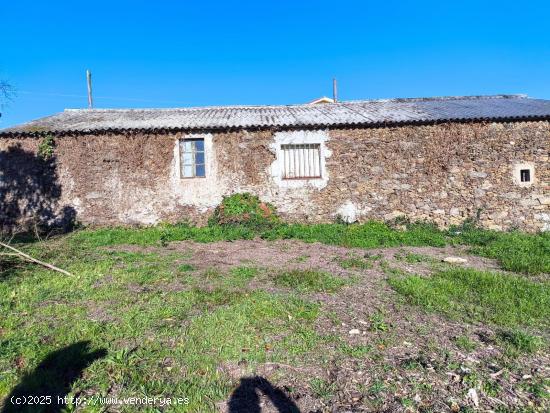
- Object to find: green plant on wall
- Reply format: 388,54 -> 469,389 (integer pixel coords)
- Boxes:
37,134 -> 55,160
208,193 -> 280,229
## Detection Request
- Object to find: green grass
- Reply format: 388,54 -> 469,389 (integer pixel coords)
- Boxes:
0,248 -> 327,411
368,380 -> 385,395
496,329 -> 543,356
64,221 -> 550,275
453,228 -> 550,274
309,378 -> 337,399
389,268 -> 550,329
178,263 -> 195,272
1,222 -> 548,411
520,377 -> 550,400
337,255 -> 373,270
262,221 -> 448,249
339,343 -> 372,358
274,269 -> 347,293
395,252 -> 435,264
227,266 -> 259,287
454,335 -> 477,352
180,290 -> 321,364
368,312 -> 390,332
364,253 -> 382,261
380,260 -> 405,277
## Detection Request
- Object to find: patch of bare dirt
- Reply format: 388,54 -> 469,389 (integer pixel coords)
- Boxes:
84,299 -> 117,323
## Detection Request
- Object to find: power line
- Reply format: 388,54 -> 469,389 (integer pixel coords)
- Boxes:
18,90 -> 192,106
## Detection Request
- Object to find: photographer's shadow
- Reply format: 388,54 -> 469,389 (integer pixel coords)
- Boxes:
2,341 -> 107,413
228,376 -> 300,413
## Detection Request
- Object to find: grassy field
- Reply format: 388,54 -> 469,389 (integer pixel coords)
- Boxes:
0,222 -> 548,412
67,221 -> 550,274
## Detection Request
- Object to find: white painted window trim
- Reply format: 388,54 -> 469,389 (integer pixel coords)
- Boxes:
269,130 -> 332,189
512,162 -> 535,187
177,134 -> 208,179
280,143 -> 322,180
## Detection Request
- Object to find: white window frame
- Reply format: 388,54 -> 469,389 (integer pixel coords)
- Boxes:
179,138 -> 206,178
512,162 -> 535,187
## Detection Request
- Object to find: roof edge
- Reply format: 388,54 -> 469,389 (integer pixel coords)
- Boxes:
2,113 -> 549,138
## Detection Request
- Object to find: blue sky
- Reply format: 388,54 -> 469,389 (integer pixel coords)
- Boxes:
1,0 -> 549,127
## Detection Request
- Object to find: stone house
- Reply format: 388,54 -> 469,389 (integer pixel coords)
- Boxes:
0,94 -> 549,232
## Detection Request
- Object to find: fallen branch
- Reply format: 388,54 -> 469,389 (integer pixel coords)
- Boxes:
0,242 -> 73,276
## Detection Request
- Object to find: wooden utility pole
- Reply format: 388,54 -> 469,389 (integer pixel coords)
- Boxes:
86,69 -> 93,109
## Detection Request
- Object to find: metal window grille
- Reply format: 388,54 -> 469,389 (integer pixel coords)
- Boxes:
281,143 -> 321,179
180,138 -> 205,178
520,169 -> 531,182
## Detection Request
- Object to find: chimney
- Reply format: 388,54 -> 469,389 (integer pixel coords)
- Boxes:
332,78 -> 338,103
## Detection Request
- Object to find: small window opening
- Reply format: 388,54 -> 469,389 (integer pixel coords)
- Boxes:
281,143 -> 321,179
520,169 -> 531,183
180,138 -> 205,178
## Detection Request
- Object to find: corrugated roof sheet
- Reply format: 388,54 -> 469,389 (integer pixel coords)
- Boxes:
2,94 -> 550,135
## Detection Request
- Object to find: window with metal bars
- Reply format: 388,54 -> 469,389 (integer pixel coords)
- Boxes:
180,138 -> 205,178
281,143 -> 321,179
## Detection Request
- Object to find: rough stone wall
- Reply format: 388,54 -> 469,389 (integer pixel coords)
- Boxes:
319,122 -> 549,231
0,121 -> 548,232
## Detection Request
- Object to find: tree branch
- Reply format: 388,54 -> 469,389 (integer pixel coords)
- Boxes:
0,242 -> 73,276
